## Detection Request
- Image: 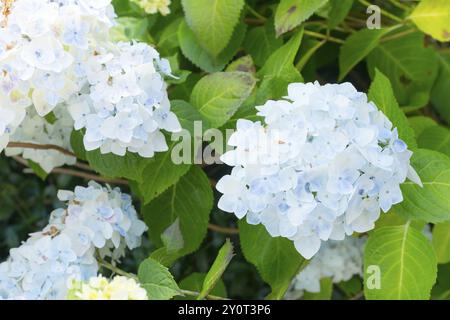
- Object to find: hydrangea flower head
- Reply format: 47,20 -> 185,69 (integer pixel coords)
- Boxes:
0,182 -> 147,300
0,0 -> 179,160
217,82 -> 422,259
67,275 -> 148,300
70,41 -> 181,157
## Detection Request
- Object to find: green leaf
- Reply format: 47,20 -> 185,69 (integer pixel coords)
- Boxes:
198,239 -> 234,300
181,0 -> 245,57
158,18 -> 182,55
143,166 -> 213,264
364,223 -> 437,300
367,31 -> 439,109
239,221 -> 306,300
244,24 -> 283,67
431,52 -> 450,124
177,273 -> 227,300
258,29 -> 304,79
408,116 -> 438,137
274,0 -> 328,36
135,142 -> 191,204
70,130 -> 87,161
337,276 -> 363,298
368,69 -> 417,149
339,28 -> 391,81
255,29 -> 304,104
431,263 -> 450,299
328,0 -> 354,29
295,38 -> 325,72
409,0 -> 450,42
226,55 -> 256,75
190,71 -> 256,128
138,258 -> 181,300
303,278 -> 333,300
418,125 -> 450,157
178,20 -> 247,73
27,160 -> 48,180
432,222 -> 450,264
374,210 -> 425,231
396,149 -> 450,223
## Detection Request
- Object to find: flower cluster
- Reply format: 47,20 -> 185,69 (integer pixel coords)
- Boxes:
286,237 -> 366,299
0,182 -> 147,300
5,105 -> 76,172
131,0 -> 171,16
70,41 -> 181,157
67,275 -> 148,300
217,82 -> 422,259
0,0 -> 178,159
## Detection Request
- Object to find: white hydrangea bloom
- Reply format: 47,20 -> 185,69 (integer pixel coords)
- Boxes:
131,0 -> 171,16
286,237 -> 365,299
0,181 -> 147,300
67,275 -> 148,300
69,41 -> 181,157
217,82 -> 422,259
5,105 -> 76,172
0,0 -> 178,159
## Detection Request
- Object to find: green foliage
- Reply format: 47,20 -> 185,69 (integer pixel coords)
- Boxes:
327,0 -> 354,29
339,28 -> 391,81
181,0 -> 245,58
275,0 -> 328,36
138,258 -> 181,300
71,130 -> 151,182
256,29 -> 304,103
303,278 -> 333,300
198,239 -> 234,300
177,273 -> 227,300
244,23 -> 283,67
431,52 -> 450,124
432,222 -> 450,264
418,125 -> 450,156
178,20 -> 247,73
368,69 -> 417,149
396,149 -> 450,223
409,0 -> 450,42
364,223 -> 437,300
5,0 -> 450,301
367,30 -> 439,109
190,71 -> 257,128
133,143 -> 191,204
239,221 -> 306,300
143,166 -> 213,265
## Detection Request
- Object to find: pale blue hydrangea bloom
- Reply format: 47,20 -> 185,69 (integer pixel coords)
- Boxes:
217,82 -> 422,259
0,182 -> 147,300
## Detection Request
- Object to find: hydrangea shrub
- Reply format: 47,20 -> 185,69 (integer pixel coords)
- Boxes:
0,0 -> 449,300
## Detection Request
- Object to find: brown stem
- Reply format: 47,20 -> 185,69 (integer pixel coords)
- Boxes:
208,223 -> 239,235
12,156 -> 128,185
7,142 -> 76,157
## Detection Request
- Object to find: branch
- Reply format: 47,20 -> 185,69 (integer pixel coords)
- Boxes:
7,142 -> 76,157
12,156 -> 128,186
304,30 -> 345,44
51,168 -> 129,185
208,223 -> 239,235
